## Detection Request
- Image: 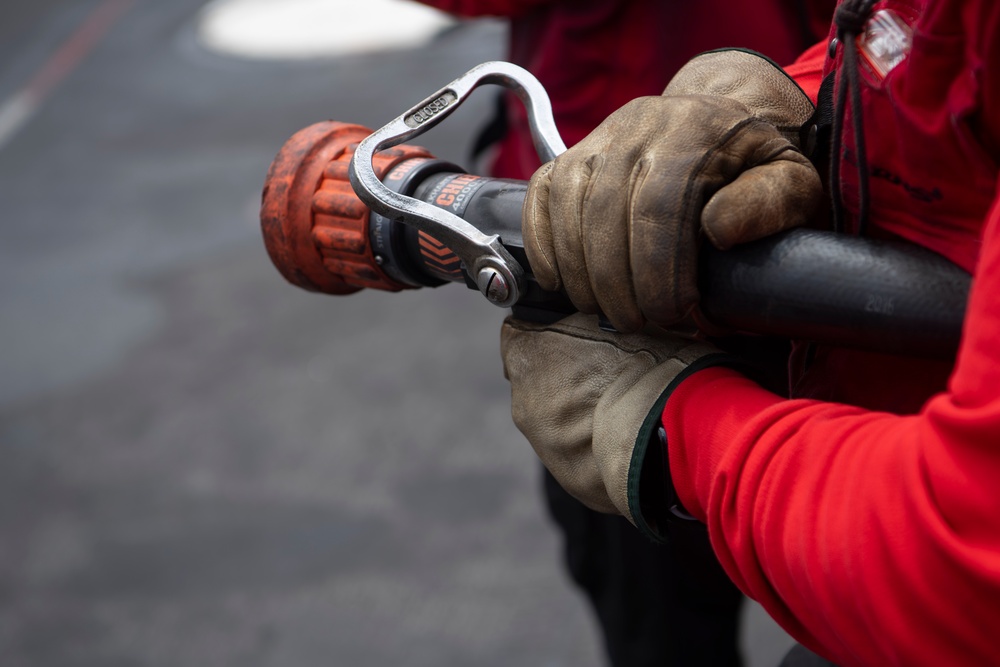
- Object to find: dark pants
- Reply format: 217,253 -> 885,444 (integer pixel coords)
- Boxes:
542,470 -> 745,667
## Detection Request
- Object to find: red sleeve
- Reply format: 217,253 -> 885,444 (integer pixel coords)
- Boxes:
409,0 -> 552,18
663,176 -> 1000,664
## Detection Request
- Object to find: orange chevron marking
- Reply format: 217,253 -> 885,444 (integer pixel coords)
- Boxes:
419,238 -> 457,259
418,231 -> 461,275
418,231 -> 446,247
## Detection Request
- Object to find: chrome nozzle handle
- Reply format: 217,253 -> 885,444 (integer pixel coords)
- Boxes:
349,61 -> 567,308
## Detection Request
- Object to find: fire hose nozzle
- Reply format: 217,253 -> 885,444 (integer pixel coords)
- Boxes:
262,62 -> 564,308
260,120 -> 435,295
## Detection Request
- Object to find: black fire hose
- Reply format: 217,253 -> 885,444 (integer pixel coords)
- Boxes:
699,226 -> 969,358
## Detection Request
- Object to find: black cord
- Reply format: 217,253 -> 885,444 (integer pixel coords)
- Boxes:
830,0 -> 876,235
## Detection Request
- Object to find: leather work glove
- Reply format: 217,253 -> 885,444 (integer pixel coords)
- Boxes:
500,312 -> 731,541
523,49 -> 823,333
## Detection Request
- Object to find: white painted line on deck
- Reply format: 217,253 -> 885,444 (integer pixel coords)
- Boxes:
197,0 -> 456,60
0,0 -> 134,153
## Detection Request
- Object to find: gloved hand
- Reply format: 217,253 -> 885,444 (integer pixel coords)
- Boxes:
500,312 -> 730,541
523,49 -> 823,333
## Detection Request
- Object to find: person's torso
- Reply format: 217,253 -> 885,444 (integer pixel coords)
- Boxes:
492,0 -> 836,179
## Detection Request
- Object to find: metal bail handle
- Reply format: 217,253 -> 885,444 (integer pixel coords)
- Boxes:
349,61 -> 567,308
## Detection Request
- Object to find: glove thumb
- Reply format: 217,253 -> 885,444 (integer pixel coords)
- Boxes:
700,144 -> 822,250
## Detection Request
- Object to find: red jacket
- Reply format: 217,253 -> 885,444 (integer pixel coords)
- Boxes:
416,0 -> 835,178
665,1 -> 1000,664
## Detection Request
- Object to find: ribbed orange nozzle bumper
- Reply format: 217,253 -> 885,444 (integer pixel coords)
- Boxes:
260,121 -> 435,295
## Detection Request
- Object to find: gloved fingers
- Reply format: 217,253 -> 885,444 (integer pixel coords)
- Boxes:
500,313 -> 613,354
522,161 -> 561,292
499,311 -> 722,524
501,313 -> 701,362
701,148 -> 823,250
510,414 -> 620,517
500,314 -> 604,383
628,154 -> 701,329
547,152 -> 601,315
579,152 -> 644,333
500,314 -> 620,515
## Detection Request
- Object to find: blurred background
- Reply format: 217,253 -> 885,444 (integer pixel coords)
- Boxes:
0,0 -> 795,664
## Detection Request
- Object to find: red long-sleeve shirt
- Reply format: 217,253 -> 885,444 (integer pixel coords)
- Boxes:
665,1 -> 1000,664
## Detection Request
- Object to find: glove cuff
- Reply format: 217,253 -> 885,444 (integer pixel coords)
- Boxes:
625,353 -> 739,543
664,49 -> 817,153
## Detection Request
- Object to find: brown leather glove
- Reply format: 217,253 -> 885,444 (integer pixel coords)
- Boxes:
523,50 -> 823,333
500,313 -> 728,541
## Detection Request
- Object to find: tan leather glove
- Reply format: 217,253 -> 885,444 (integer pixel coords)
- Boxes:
523,50 -> 823,333
500,312 -> 729,541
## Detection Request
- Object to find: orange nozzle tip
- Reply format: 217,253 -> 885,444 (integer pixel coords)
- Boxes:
261,121 -> 368,295
260,121 -> 438,295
